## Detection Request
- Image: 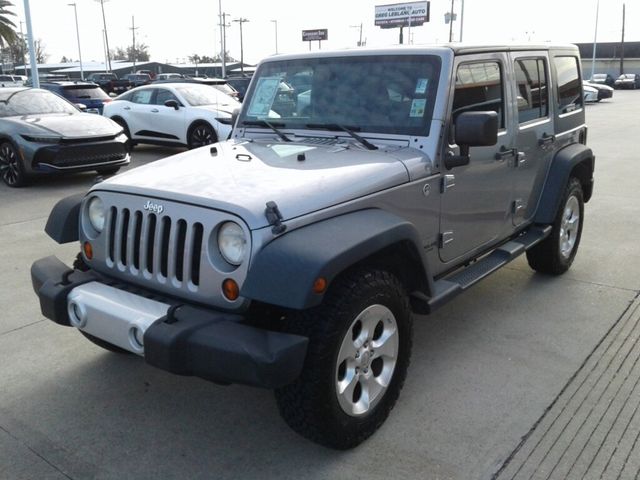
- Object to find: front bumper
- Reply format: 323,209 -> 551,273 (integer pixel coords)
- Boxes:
31,256 -> 308,388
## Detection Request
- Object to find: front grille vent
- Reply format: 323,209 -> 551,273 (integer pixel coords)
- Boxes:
105,206 -> 204,288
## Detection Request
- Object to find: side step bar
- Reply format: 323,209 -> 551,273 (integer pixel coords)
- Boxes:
412,226 -> 552,314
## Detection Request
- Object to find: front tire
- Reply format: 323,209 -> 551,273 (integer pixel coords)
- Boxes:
527,177 -> 584,275
0,142 -> 27,187
188,122 -> 217,149
275,268 -> 413,449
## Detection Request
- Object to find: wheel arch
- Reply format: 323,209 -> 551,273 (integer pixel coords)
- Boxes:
240,209 -> 434,310
534,143 -> 594,225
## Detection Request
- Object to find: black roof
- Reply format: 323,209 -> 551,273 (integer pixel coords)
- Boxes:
574,42 -> 640,59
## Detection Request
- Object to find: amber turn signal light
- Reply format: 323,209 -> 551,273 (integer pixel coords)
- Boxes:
312,277 -> 327,294
222,278 -> 240,301
83,241 -> 93,260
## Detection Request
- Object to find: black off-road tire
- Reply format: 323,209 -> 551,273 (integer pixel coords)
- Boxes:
80,331 -> 131,354
527,177 -> 584,275
274,268 -> 413,449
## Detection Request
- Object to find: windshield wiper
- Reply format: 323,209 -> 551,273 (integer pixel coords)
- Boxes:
241,119 -> 291,142
305,123 -> 378,150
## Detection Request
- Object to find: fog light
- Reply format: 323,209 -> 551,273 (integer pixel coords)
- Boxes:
129,326 -> 144,351
222,278 -> 240,301
83,241 -> 93,260
68,300 -> 87,328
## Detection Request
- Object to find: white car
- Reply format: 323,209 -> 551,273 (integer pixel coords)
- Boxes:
103,83 -> 240,149
0,74 -> 25,87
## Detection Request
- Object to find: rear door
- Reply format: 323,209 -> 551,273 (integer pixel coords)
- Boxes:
439,53 -> 517,263
126,88 -> 159,139
509,52 -> 555,225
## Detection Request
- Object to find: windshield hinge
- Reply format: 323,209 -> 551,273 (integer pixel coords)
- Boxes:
265,201 -> 287,235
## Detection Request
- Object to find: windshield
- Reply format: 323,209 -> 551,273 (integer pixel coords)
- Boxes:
174,84 -> 236,106
0,89 -> 77,117
592,74 -> 606,79
239,54 -> 441,136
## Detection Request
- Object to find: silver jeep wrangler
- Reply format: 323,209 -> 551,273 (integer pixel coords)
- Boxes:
32,44 -> 594,449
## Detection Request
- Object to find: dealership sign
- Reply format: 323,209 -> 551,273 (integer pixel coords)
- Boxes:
302,29 -> 328,42
375,1 -> 430,28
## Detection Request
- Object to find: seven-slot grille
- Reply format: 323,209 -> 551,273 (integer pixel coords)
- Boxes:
105,206 -> 204,288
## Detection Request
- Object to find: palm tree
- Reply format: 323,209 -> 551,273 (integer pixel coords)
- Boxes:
0,0 -> 17,47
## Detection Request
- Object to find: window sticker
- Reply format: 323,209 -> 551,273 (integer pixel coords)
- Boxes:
415,78 -> 429,94
247,77 -> 281,117
409,98 -> 427,117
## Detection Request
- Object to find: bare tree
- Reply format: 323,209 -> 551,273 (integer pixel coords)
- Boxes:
34,38 -> 48,64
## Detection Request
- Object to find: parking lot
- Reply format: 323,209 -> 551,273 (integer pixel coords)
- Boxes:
1,91 -> 639,480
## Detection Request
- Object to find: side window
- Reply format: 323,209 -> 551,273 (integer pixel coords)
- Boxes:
514,58 -> 549,123
130,89 -> 154,105
155,88 -> 180,106
554,56 -> 582,113
453,62 -> 504,129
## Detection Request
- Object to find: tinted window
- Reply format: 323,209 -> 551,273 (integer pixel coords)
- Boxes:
62,86 -> 109,100
554,56 -> 582,113
514,58 -> 548,123
453,62 -> 504,128
0,89 -> 77,117
130,89 -> 154,104
155,88 -> 179,105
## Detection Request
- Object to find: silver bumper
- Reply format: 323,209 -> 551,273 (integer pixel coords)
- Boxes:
67,282 -> 169,355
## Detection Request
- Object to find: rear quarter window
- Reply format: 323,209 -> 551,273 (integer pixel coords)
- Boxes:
554,56 -> 582,114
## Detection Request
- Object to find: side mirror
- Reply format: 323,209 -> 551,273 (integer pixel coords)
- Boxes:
231,108 -> 240,128
75,103 -> 87,111
445,111 -> 498,169
164,99 -> 180,110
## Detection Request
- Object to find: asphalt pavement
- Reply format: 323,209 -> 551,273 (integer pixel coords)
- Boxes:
1,93 -> 639,480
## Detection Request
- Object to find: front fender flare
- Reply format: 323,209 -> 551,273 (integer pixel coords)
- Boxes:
45,193 -> 84,244
241,209 -> 432,310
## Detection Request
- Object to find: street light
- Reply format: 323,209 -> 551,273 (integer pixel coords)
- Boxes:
271,19 -> 278,54
67,3 -> 83,80
95,0 -> 111,72
350,23 -> 363,47
22,0 -> 39,87
233,18 -> 249,76
590,0 -> 600,80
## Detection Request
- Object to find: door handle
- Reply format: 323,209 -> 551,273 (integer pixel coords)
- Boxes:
150,108 -> 159,113
494,146 -> 517,160
123,106 -> 131,110
538,133 -> 555,146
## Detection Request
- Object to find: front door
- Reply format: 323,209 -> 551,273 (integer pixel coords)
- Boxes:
439,53 -> 516,264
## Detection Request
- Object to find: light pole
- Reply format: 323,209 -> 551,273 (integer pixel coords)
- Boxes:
350,23 -> 363,46
233,18 -> 249,76
22,0 -> 39,87
448,0 -> 455,43
67,3 -> 83,80
95,0 -> 111,72
590,0 -> 600,80
218,0 -> 226,77
19,21 -> 26,75
271,19 -> 278,54
130,16 -> 139,74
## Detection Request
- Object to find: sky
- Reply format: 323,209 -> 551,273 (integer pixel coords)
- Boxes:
8,0 -> 638,66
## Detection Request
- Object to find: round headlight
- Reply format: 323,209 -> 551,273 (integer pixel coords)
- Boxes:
217,222 -> 247,266
88,197 -> 106,233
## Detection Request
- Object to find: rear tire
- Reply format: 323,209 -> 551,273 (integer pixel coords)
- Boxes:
275,268 -> 413,449
112,117 -> 134,152
527,177 -> 584,275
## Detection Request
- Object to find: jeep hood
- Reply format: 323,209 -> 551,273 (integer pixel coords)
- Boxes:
97,140 -> 410,229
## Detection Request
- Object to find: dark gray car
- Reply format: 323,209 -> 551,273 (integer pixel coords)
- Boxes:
0,88 -> 129,187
